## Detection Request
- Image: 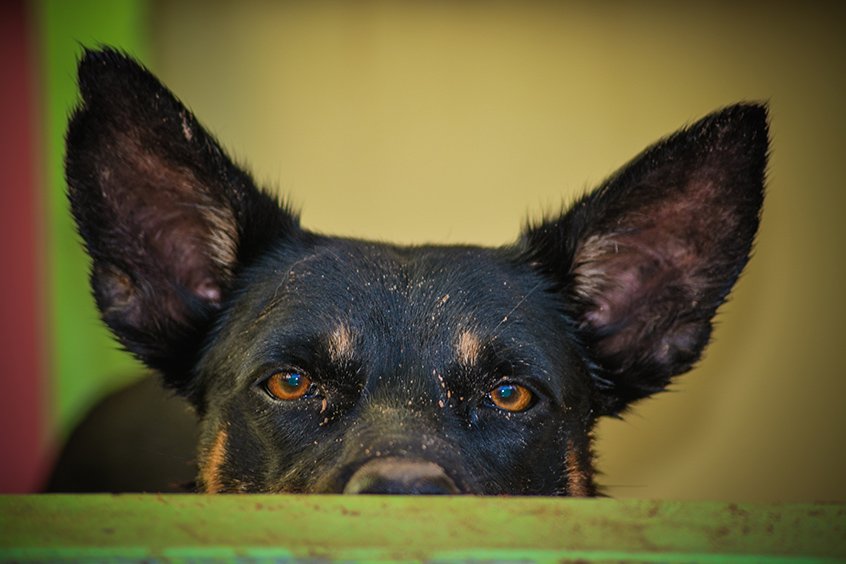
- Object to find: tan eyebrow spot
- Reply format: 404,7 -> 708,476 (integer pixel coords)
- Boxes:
329,323 -> 354,364
565,439 -> 591,497
457,330 -> 481,367
201,427 -> 228,494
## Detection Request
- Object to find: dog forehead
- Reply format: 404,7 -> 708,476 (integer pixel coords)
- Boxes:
231,238 -> 561,355
252,240 -> 533,317
202,238 -> 579,402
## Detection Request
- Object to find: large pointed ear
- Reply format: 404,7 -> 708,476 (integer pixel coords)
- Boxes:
66,48 -> 299,400
520,104 -> 768,415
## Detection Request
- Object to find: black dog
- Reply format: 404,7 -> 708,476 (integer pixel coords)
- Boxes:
64,48 -> 766,495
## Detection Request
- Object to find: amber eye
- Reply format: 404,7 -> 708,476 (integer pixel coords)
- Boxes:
264,370 -> 313,401
488,383 -> 534,412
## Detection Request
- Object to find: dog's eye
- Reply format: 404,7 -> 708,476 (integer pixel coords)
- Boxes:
488,383 -> 534,412
264,370 -> 314,401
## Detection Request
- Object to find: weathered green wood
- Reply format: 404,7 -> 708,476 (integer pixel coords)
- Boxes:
1,496 -> 843,562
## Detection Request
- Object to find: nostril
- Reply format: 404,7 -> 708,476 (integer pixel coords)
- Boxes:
343,458 -> 460,495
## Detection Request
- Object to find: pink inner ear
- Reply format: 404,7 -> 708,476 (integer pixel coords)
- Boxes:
571,174 -> 745,370
93,127 -> 237,324
580,248 -> 651,329
575,232 -> 683,353
193,278 -> 222,305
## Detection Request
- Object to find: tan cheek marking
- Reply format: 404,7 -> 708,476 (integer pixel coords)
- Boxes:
457,330 -> 481,367
565,439 -> 590,497
201,428 -> 228,494
329,323 -> 353,364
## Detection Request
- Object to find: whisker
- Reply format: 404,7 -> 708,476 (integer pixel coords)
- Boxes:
490,281 -> 544,340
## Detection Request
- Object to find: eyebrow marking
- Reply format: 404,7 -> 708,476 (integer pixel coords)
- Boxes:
457,330 -> 482,367
329,323 -> 354,364
201,427 -> 228,494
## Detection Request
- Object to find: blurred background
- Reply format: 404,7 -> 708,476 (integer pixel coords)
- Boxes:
1,0 -> 843,500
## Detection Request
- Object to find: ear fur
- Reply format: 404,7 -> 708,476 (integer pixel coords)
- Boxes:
520,104 -> 768,415
66,48 -> 299,401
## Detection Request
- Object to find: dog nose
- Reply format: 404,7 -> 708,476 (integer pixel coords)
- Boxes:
343,458 -> 460,495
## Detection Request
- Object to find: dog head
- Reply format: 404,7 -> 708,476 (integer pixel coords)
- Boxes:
66,49 -> 767,495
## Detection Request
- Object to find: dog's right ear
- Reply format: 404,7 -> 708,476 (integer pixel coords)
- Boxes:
519,104 -> 767,416
66,48 -> 299,401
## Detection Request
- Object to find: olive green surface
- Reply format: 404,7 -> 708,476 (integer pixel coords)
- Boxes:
1,496 -> 843,562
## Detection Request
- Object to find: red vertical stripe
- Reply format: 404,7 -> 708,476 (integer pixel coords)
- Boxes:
0,0 -> 47,492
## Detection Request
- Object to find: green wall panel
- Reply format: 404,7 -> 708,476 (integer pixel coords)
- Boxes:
38,0 -> 150,437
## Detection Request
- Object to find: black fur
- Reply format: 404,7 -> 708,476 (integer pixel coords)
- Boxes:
65,48 -> 767,495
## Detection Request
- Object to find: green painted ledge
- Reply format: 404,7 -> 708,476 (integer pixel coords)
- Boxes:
0,496 -> 843,562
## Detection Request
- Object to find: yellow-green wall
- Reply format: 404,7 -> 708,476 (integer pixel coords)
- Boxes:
73,1 -> 846,501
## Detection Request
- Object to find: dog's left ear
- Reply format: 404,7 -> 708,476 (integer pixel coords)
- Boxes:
66,48 -> 299,402
520,104 -> 768,415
